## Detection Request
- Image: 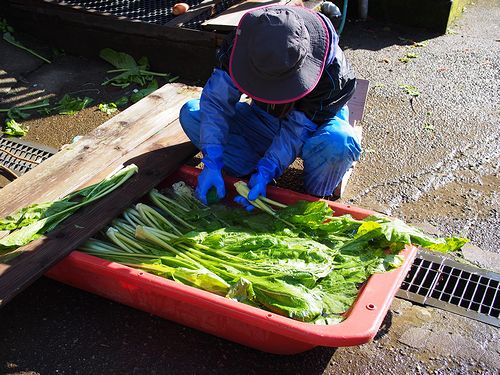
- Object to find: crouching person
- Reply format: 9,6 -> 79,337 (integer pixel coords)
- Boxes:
179,5 -> 361,207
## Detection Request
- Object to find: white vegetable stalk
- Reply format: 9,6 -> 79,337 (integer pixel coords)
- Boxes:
234,181 -> 295,228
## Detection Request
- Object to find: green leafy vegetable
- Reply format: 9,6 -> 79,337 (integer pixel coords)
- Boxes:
399,53 -> 418,63
98,102 -> 118,115
53,95 -> 93,115
99,48 -> 169,88
115,96 -> 129,107
397,37 -> 429,48
131,80 -> 158,103
399,84 -> 420,97
0,19 -> 14,33
0,99 -> 50,121
81,181 -> 467,325
2,118 -> 27,137
0,164 -> 138,259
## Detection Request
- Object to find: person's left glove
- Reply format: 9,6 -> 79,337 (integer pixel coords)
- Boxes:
196,145 -> 226,205
234,158 -> 277,211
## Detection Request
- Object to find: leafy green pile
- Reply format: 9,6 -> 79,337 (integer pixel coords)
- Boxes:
0,99 -> 50,137
0,164 -> 138,261
2,118 -> 27,137
52,95 -> 93,115
0,99 -> 50,122
81,182 -> 468,325
99,48 -> 178,88
98,103 -> 118,115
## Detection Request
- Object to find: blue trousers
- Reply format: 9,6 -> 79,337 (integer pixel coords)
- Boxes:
179,99 -> 361,196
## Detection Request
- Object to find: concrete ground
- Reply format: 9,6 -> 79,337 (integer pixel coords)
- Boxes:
0,0 -> 499,374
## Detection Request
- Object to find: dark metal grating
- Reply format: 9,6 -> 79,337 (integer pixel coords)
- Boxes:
56,0 -> 243,30
0,136 -> 56,176
397,251 -> 500,327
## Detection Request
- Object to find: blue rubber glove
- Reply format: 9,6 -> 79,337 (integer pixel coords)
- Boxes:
234,159 -> 276,211
196,145 -> 226,205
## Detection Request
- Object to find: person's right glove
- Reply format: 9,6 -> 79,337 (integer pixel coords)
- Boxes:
196,145 -> 226,205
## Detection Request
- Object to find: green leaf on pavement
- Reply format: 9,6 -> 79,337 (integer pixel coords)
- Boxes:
99,48 -> 168,88
98,102 -> 118,115
53,95 -> 93,115
2,118 -> 27,137
131,79 -> 158,103
399,84 -> 420,97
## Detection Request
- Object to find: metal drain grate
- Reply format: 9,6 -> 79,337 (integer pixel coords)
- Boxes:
57,0 -> 243,30
0,136 -> 56,177
397,251 -> 500,327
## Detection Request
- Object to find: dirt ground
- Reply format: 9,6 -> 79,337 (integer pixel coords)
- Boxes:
0,0 -> 499,374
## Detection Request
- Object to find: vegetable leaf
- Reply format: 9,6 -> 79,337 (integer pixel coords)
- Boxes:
99,48 -> 167,88
399,84 -> 420,97
98,102 -> 118,115
53,95 -> 93,115
115,96 -> 129,107
0,99 -> 50,120
2,118 -> 27,137
0,164 -> 138,256
2,29 -> 51,63
131,80 -> 158,103
100,48 -> 138,71
80,185 -> 469,325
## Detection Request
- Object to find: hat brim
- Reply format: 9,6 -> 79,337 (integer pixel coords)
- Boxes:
229,6 -> 329,104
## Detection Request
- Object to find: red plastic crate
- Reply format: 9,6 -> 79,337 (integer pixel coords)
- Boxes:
46,165 -> 417,354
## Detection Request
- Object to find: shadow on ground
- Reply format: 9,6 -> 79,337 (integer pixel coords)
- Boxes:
0,277 -> 335,375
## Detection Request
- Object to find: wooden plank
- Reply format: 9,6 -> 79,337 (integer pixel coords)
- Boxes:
0,121 -> 197,306
333,79 -> 370,199
0,83 -> 200,218
332,125 -> 362,199
348,79 -> 370,125
201,0 -> 283,31
165,0 -> 217,28
201,0 -> 322,31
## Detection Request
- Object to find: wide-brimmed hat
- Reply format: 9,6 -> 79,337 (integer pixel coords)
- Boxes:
229,5 -> 329,104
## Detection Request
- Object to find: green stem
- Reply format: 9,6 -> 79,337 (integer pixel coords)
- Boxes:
135,226 -> 203,268
260,196 -> 287,208
4,37 -> 51,63
0,102 -> 50,113
177,243 -> 274,276
106,69 -> 128,73
139,70 -> 168,77
48,166 -> 137,221
149,190 -> 195,229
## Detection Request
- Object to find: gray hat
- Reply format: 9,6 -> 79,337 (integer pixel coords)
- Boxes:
229,5 -> 329,104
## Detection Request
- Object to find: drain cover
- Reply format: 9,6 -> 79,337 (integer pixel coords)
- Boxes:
397,250 -> 500,327
0,136 -> 56,176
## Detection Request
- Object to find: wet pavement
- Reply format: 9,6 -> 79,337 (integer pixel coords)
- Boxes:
1,0 -> 499,373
